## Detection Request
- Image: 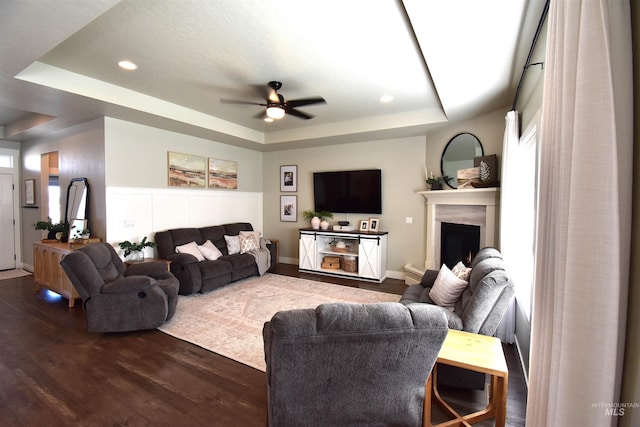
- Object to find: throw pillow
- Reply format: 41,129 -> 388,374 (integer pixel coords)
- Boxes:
451,261 -> 472,282
224,235 -> 241,255
239,234 -> 259,253
239,230 -> 261,254
175,241 -> 205,262
429,264 -> 469,308
198,240 -> 222,260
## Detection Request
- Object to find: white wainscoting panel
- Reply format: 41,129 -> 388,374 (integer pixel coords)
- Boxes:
106,187 -> 263,257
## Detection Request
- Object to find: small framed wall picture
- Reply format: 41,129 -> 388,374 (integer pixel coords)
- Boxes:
280,195 -> 297,222
359,220 -> 369,232
368,218 -> 380,232
280,165 -> 297,192
24,179 -> 35,205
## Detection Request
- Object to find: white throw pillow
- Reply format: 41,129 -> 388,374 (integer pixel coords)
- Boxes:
175,241 -> 205,262
198,240 -> 223,260
429,264 -> 469,308
451,261 -> 472,282
239,230 -> 260,253
224,235 -> 241,255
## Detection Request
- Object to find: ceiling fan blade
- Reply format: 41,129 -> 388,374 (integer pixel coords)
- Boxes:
286,97 -> 326,108
220,98 -> 266,106
285,107 -> 314,120
253,110 -> 267,120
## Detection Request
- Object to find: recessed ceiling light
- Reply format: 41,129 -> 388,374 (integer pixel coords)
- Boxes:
118,60 -> 138,71
380,94 -> 394,103
264,117 -> 274,123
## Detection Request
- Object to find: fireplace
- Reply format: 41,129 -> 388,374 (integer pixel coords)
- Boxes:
441,222 -> 480,267
404,188 -> 500,284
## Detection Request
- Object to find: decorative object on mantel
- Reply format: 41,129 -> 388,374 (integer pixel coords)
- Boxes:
457,167 -> 480,189
118,236 -> 157,261
425,164 -> 453,190
426,175 -> 453,191
303,210 -> 333,229
472,154 -> 500,188
33,217 -> 67,241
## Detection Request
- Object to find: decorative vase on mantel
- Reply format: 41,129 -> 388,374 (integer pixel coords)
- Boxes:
320,219 -> 330,230
311,216 -> 321,230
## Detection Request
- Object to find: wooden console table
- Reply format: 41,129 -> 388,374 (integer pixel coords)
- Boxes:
33,241 -> 99,308
424,329 -> 509,427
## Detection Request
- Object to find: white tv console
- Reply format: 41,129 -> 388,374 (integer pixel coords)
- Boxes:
298,228 -> 388,282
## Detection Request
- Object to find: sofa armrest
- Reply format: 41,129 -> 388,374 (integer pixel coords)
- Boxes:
125,261 -> 170,278
102,276 -> 155,294
420,269 -> 439,288
166,253 -> 199,264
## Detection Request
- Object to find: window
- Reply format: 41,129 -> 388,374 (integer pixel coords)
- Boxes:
0,155 -> 13,168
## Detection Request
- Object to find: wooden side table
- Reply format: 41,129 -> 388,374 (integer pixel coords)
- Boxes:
124,258 -> 171,271
424,329 -> 509,427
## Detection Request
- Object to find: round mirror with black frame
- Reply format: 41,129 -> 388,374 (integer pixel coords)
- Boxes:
440,133 -> 484,189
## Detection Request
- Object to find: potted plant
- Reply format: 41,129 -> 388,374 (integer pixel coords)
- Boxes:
33,217 -> 67,240
118,236 -> 157,261
427,175 -> 453,190
303,210 -> 333,229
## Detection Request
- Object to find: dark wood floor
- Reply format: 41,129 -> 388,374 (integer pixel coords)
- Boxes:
0,267 -> 526,426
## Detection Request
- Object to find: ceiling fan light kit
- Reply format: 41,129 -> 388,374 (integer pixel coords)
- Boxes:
266,105 -> 285,119
222,81 -> 326,121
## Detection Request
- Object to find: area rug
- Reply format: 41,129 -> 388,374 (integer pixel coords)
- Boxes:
157,273 -> 401,371
0,269 -> 31,281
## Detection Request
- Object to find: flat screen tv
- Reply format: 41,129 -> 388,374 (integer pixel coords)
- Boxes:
313,169 -> 382,214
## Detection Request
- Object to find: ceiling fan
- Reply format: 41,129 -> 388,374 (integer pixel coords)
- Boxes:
221,81 -> 326,121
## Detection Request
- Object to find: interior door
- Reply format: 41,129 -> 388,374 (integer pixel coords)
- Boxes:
0,174 -> 15,270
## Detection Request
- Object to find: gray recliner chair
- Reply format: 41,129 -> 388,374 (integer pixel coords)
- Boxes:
263,302 -> 449,427
400,247 -> 515,389
60,243 -> 179,333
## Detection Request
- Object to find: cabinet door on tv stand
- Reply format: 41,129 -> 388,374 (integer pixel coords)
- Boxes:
358,236 -> 385,280
299,233 -> 316,270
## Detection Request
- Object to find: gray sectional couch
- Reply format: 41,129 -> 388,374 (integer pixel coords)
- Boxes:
400,247 -> 515,389
155,222 -> 276,295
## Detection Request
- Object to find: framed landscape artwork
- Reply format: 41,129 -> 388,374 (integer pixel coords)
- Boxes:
280,165 -> 297,192
168,152 -> 206,188
209,158 -> 238,189
280,195 -> 297,222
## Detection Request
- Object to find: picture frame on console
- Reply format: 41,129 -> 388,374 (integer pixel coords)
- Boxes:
280,165 -> 297,192
280,195 -> 297,222
369,218 -> 380,232
359,220 -> 369,232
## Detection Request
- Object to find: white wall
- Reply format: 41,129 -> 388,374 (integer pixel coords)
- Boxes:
263,136 -> 428,278
103,118 -> 265,256
20,118 -> 106,268
104,118 -> 263,190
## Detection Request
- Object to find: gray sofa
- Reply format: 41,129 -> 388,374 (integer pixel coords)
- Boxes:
400,247 -> 514,389
263,302 -> 449,426
155,222 -> 276,295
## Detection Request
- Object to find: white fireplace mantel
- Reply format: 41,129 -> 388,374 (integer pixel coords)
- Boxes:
404,187 -> 500,284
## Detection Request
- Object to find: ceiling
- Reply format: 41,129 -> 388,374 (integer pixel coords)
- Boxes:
0,0 -> 545,151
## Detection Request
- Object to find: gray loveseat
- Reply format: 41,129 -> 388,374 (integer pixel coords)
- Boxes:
263,302 -> 449,426
155,222 -> 276,295
400,247 -> 514,388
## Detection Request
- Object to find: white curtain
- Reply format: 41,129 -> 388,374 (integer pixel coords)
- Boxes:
526,1 -> 633,426
496,110 -> 520,344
